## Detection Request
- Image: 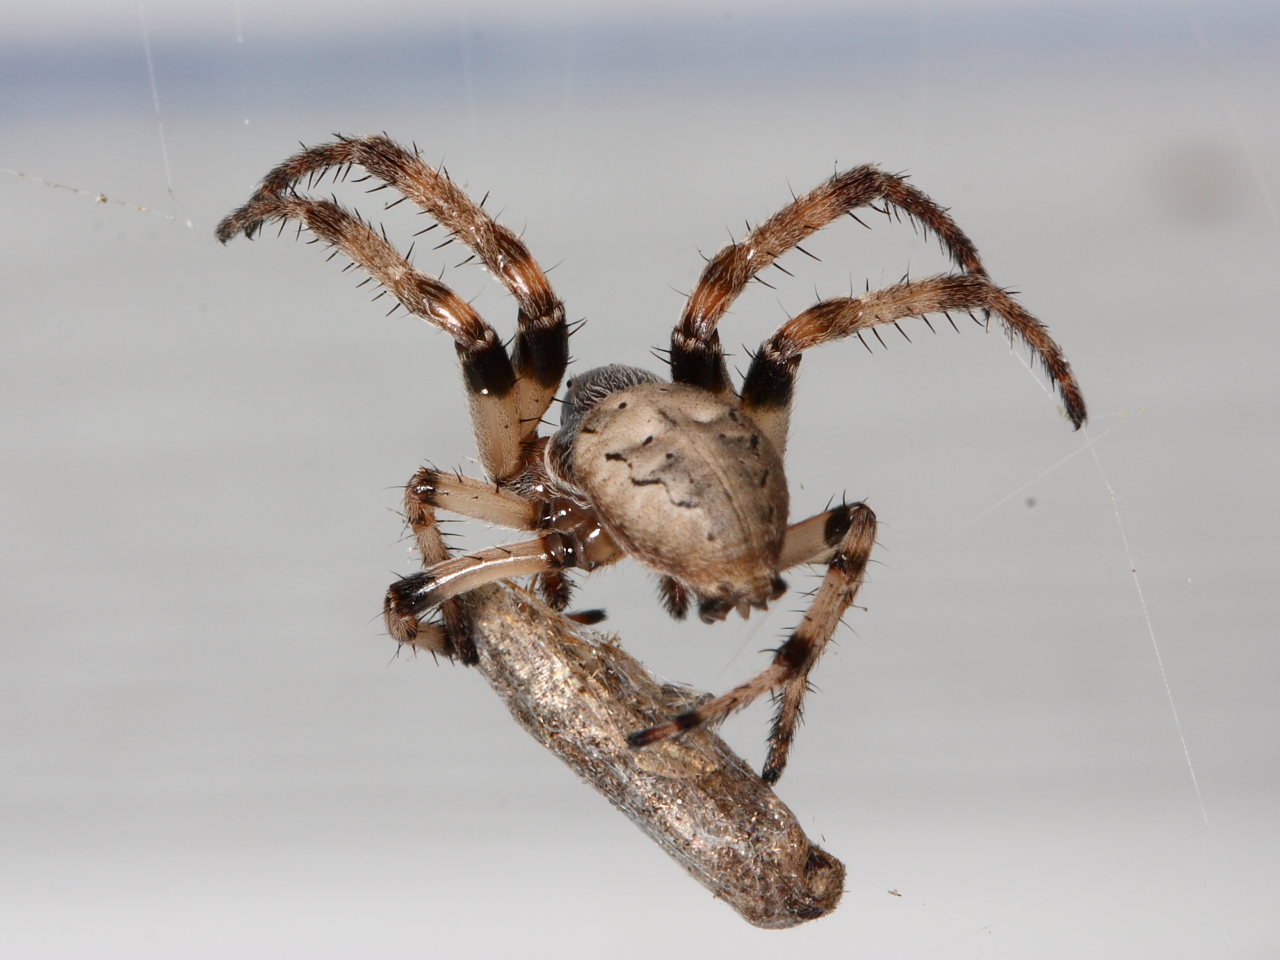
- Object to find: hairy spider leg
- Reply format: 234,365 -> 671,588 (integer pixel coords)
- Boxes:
741,273 -> 1088,456
630,501 -> 877,784
401,465 -> 589,616
223,134 -> 568,444
384,526 -> 623,654
216,193 -> 527,480
394,467 -> 541,661
670,165 -> 989,397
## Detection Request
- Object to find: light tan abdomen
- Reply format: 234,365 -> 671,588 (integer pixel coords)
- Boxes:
571,382 -> 788,600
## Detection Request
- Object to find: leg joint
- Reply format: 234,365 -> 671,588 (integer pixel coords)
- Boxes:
542,530 -> 578,569
406,466 -> 443,508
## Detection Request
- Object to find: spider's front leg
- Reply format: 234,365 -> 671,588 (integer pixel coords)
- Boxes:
671,165 -> 989,397
742,274 -> 1087,456
218,135 -> 569,452
631,501 -> 877,784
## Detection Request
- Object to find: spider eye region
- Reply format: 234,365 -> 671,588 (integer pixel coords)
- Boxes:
572,381 -> 789,608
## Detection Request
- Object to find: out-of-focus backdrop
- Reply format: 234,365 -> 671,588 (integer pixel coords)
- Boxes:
3,1 -> 1276,956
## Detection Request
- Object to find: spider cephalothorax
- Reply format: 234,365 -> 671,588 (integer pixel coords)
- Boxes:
217,135 -> 1085,784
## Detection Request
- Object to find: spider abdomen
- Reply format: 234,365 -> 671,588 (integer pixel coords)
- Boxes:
572,382 -> 789,614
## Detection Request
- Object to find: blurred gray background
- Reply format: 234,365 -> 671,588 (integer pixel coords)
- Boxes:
3,1 -> 1277,956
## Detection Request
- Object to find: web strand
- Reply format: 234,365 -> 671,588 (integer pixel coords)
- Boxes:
1082,429 -> 1208,824
137,3 -> 177,211
2,167 -> 191,227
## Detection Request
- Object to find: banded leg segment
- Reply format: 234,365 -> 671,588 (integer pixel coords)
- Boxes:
219,134 -> 568,438
777,503 -> 860,571
742,274 -> 1088,456
402,470 -> 603,614
630,502 -> 877,784
385,526 -> 623,654
405,466 -> 540,530
398,469 -> 479,662
216,193 -> 525,480
394,467 -> 553,660
671,166 -> 989,397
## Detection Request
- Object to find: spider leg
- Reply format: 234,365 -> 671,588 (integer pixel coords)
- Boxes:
399,466 -> 566,661
656,575 -> 690,620
219,135 -> 568,440
671,166 -> 989,396
400,468 -> 597,614
536,568 -> 576,611
217,194 -> 526,480
629,502 -> 877,784
741,274 -> 1087,456
405,466 -> 540,530
400,468 -> 475,662
776,503 -> 856,571
384,526 -> 623,654
653,498 -> 848,622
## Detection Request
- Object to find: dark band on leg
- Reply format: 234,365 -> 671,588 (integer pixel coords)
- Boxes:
459,339 -> 517,397
821,502 -> 855,546
741,352 -> 796,412
669,330 -> 731,395
512,312 -> 569,391
772,633 -> 812,672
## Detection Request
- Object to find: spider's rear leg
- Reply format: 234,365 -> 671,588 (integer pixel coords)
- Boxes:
397,466 -> 540,662
629,502 -> 877,785
764,501 -> 877,783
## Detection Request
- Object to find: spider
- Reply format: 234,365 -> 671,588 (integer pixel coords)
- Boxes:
217,134 -> 1086,784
